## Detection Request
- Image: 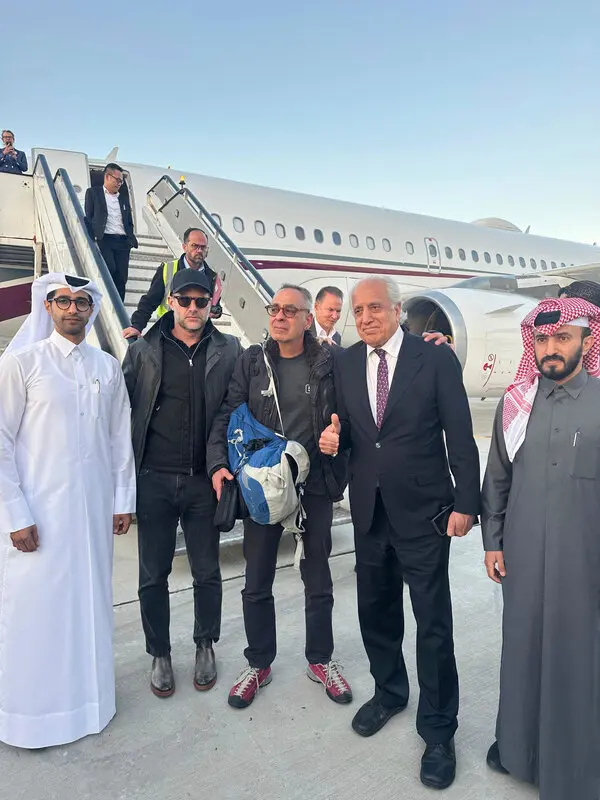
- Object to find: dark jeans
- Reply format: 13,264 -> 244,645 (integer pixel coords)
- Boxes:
99,234 -> 131,300
137,469 -> 221,657
355,491 -> 458,745
242,492 -> 334,669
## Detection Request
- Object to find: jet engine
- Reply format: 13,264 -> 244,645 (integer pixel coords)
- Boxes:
402,288 -> 538,397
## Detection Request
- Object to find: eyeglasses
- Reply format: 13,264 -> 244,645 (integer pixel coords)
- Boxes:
49,296 -> 93,311
188,243 -> 209,252
107,173 -> 124,185
265,304 -> 309,318
173,295 -> 211,309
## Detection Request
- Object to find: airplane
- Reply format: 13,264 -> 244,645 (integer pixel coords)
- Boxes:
1,145 -> 599,398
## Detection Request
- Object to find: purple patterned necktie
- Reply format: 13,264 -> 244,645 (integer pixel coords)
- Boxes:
375,348 -> 389,429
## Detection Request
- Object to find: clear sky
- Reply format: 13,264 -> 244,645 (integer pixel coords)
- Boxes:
3,0 -> 599,243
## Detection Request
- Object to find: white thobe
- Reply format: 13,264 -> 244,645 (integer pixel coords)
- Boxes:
0,330 -> 136,748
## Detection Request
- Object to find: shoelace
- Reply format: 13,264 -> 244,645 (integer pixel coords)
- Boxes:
324,661 -> 348,692
232,665 -> 262,697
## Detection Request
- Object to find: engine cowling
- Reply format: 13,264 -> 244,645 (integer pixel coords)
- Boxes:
403,288 -> 537,397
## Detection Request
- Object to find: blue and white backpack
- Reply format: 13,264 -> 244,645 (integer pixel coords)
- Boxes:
227,348 -> 310,567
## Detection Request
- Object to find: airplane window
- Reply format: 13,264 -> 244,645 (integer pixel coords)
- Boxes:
458,248 -> 466,261
445,246 -> 453,259
508,255 -> 515,266
530,258 -> 537,269
484,252 -> 491,263
349,234 -> 359,248
275,223 -> 286,238
382,238 -> 391,252
332,231 -> 342,246
295,226 -> 306,241
551,261 -> 557,269
471,250 -> 479,263
496,253 -> 503,265
406,241 -> 414,255
541,259 -> 547,270
429,244 -> 438,257
519,257 -> 526,268
314,228 -> 324,244
366,236 -> 375,250
561,262 -> 566,268
211,213 -> 222,227
233,216 -> 245,233
254,220 -> 265,236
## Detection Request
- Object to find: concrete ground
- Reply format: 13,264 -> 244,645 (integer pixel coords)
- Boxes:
0,401 -> 539,800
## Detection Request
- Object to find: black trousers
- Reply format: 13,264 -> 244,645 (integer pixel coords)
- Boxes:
99,234 -> 131,300
355,491 -> 458,745
136,469 -> 222,657
242,492 -> 334,669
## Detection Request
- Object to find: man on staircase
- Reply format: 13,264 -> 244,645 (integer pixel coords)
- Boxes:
123,227 -> 222,339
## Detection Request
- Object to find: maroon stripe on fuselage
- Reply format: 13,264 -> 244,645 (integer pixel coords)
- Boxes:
249,259 -> 475,279
0,281 -> 32,321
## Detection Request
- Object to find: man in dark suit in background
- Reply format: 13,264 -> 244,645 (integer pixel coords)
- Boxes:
84,163 -> 138,300
311,286 -> 344,345
319,276 -> 480,791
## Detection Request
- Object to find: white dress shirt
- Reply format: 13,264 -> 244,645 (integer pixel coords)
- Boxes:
316,321 -> 338,343
103,187 -> 126,235
366,324 -> 404,423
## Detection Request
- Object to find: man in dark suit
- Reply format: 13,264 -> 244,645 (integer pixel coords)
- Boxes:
319,276 -> 480,791
84,163 -> 138,300
311,286 -> 344,345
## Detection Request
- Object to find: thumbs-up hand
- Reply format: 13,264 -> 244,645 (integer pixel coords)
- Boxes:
319,413 -> 341,456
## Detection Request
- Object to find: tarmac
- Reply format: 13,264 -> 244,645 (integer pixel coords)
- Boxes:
0,400 -> 540,800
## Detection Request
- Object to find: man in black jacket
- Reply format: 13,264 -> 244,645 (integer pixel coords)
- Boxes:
122,269 -> 241,698
84,163 -> 138,300
319,276 -> 480,791
122,228 -> 222,339
208,284 -> 352,710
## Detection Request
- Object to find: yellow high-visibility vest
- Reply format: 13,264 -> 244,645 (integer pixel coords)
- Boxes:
156,260 -> 179,318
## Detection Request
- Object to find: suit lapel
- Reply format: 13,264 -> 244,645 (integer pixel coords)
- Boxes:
350,343 -> 378,434
380,334 -> 423,430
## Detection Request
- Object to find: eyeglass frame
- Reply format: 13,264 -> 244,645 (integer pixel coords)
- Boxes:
265,303 -> 310,319
106,172 -> 124,185
48,296 -> 93,312
172,294 -> 211,309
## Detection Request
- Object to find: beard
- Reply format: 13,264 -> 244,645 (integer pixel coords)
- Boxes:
536,342 -> 583,381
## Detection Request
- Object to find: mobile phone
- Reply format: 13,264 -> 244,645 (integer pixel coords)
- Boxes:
431,504 -> 454,537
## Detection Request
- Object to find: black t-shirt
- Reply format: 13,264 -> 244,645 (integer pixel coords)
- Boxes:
274,352 -> 324,495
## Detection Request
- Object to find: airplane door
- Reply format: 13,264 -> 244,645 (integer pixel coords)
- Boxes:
425,237 -> 441,272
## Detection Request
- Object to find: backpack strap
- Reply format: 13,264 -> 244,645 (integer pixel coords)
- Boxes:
262,346 -> 285,437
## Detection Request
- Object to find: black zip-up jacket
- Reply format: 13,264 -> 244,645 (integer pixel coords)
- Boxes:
130,255 -> 220,333
122,312 -> 242,474
207,332 -> 348,502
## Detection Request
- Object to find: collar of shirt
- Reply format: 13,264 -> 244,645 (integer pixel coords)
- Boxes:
366,323 -> 404,359
103,186 -> 119,201
49,328 -> 88,359
182,255 -> 206,271
540,367 -> 588,399
316,322 -> 337,340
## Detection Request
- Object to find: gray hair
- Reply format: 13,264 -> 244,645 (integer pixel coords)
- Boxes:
351,276 -> 402,306
277,283 -> 313,311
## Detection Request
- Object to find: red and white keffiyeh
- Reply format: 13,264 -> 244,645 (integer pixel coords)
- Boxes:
502,297 -> 600,461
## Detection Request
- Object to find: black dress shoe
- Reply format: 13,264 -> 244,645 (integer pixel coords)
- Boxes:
194,639 -> 217,691
486,741 -> 509,774
151,655 -> 175,697
351,696 -> 406,737
420,738 -> 456,790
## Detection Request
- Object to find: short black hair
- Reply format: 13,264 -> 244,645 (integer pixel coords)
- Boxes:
558,280 -> 600,309
103,162 -> 123,175
46,290 -> 56,301
183,227 -> 208,244
315,285 -> 344,304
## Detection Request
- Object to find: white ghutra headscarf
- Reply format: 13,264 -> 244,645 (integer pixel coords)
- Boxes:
3,273 -> 102,357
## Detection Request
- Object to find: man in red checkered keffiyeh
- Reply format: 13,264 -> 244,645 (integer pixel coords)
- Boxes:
502,296 -> 600,461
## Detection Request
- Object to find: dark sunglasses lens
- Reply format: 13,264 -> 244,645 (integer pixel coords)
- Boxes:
176,296 -> 210,308
176,296 -> 192,307
195,298 -> 210,308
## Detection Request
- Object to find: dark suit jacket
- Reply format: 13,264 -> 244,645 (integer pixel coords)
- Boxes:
335,331 -> 480,538
84,184 -> 138,248
310,320 -> 342,346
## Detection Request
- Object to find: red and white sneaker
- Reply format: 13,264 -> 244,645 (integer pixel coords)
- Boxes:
228,664 -> 272,709
307,661 -> 353,704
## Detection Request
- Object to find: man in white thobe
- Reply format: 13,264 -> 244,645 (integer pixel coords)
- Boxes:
0,272 -> 136,749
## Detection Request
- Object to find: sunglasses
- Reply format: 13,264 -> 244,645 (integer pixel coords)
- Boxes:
49,296 -> 93,311
265,304 -> 309,318
172,295 -> 211,309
